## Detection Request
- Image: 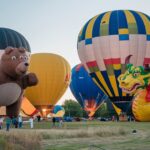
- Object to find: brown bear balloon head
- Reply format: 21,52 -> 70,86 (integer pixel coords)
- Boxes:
1,47 -> 30,78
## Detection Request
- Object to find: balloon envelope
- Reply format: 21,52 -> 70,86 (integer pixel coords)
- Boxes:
25,53 -> 71,113
21,97 -> 39,117
70,64 -> 107,116
51,105 -> 65,117
77,10 -> 150,112
132,89 -> 150,121
0,28 -> 30,51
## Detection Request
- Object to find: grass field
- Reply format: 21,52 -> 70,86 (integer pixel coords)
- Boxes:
0,121 -> 150,150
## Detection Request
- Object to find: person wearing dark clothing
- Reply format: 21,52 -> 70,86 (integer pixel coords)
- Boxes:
37,115 -> 41,122
52,117 -> 56,127
12,117 -> 18,128
6,117 -> 11,131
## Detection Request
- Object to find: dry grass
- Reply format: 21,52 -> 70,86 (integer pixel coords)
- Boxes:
40,122 -> 150,150
40,126 -> 128,140
0,121 -> 150,150
0,126 -> 128,150
0,130 -> 41,150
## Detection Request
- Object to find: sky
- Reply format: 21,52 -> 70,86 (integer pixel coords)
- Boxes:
0,0 -> 150,105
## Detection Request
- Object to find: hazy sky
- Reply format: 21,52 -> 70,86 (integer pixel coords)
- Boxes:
1,0 -> 150,104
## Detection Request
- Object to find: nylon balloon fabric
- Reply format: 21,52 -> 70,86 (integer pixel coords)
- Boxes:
25,53 -> 71,113
70,64 -> 108,117
0,28 -> 30,51
77,10 -> 150,112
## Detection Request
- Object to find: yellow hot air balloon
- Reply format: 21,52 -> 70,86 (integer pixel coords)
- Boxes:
25,53 -> 71,114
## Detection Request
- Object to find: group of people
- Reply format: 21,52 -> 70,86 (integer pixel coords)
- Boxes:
0,115 -> 34,131
0,115 -> 64,131
0,115 -> 23,131
111,114 -> 135,122
52,117 -> 63,128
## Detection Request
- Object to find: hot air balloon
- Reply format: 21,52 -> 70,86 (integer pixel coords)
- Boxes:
25,53 -> 71,115
21,97 -> 39,117
0,96 -> 39,117
50,105 -> 65,117
0,28 -> 32,117
0,28 -> 30,51
77,10 -> 150,113
70,64 -> 108,117
0,106 -> 6,116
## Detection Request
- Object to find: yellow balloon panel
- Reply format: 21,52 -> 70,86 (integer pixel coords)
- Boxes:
25,53 -> 71,107
132,89 -> 150,121
49,110 -> 65,117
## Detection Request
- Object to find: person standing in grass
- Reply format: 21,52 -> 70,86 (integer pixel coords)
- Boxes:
37,115 -> 41,122
59,118 -> 63,128
0,117 -> 4,129
52,117 -> 56,128
5,116 -> 11,131
18,115 -> 23,128
12,116 -> 18,128
29,116 -> 34,129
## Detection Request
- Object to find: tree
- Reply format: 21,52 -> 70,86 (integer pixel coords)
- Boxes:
62,99 -> 120,118
94,99 -> 121,118
94,103 -> 110,118
62,99 -> 87,117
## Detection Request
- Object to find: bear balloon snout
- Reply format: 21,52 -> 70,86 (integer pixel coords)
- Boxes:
24,63 -> 29,66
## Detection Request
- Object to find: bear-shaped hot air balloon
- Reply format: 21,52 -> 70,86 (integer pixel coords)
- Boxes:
0,47 -> 38,116
0,28 -> 38,117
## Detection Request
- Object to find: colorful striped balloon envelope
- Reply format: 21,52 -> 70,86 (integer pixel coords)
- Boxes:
77,10 -> 150,112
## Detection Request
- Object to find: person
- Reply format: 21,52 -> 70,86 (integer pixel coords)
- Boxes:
14,117 -> 18,128
59,118 -> 63,128
18,115 -> 23,128
112,115 -> 115,121
52,117 -> 56,127
29,117 -> 34,129
12,116 -> 18,128
116,115 -> 119,122
0,117 -> 4,129
5,116 -> 11,131
11,116 -> 15,127
37,115 -> 41,122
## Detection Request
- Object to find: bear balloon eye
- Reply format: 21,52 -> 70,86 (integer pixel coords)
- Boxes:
20,56 -> 24,60
11,56 -> 16,60
24,56 -> 28,60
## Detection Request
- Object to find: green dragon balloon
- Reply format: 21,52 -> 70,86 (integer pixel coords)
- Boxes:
118,56 -> 150,121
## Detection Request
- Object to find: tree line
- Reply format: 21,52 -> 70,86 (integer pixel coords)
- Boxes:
62,99 -> 118,118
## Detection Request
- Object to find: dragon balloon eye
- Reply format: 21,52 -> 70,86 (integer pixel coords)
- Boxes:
133,73 -> 139,77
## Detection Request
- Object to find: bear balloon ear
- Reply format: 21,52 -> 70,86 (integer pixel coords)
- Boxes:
5,47 -> 14,54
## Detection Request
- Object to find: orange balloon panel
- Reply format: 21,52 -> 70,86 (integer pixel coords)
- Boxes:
25,53 -> 71,107
21,97 -> 38,116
